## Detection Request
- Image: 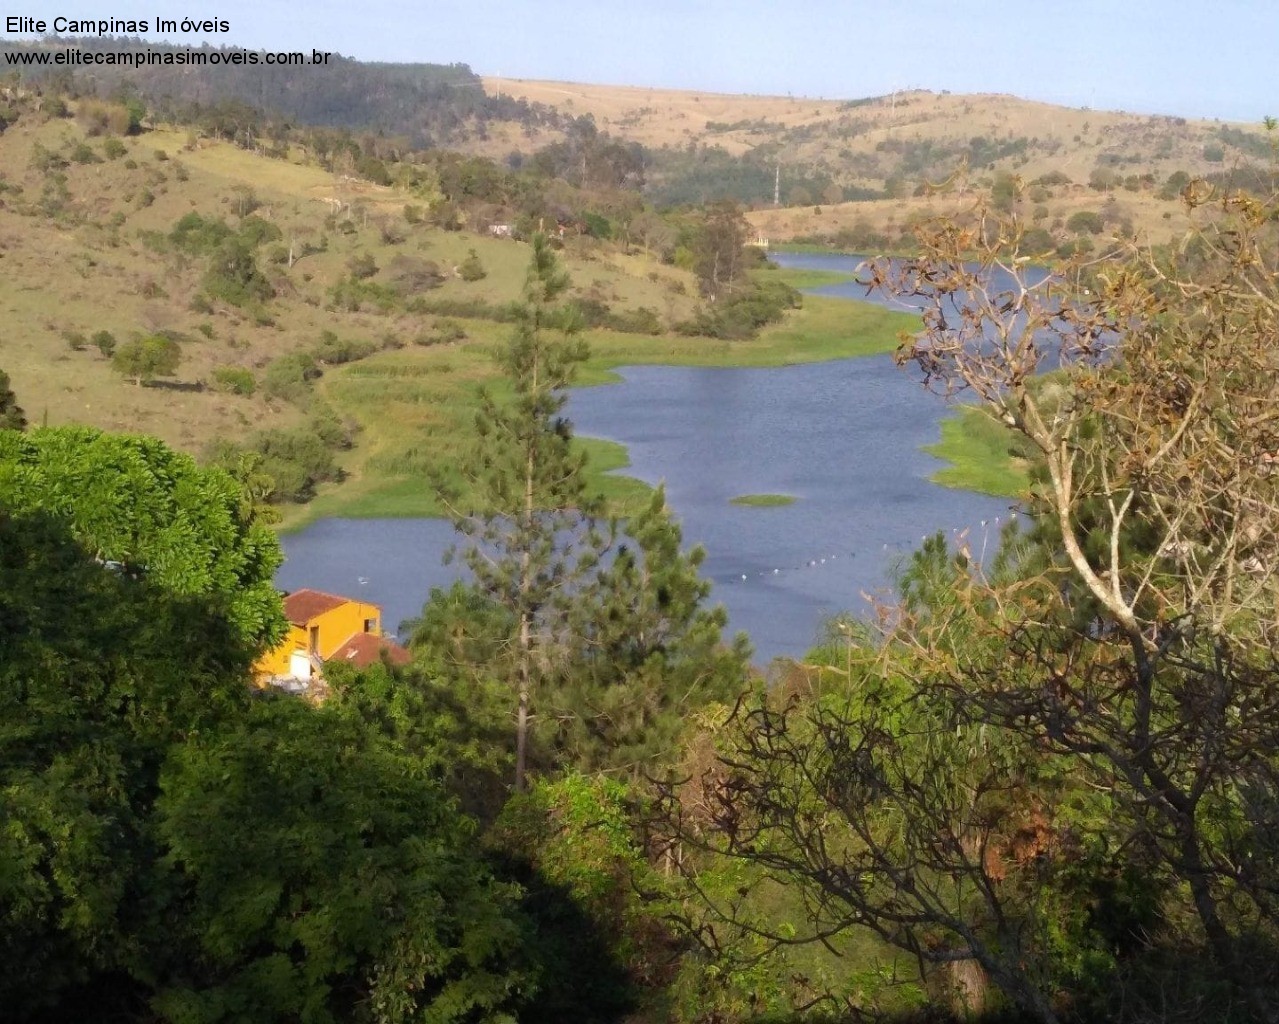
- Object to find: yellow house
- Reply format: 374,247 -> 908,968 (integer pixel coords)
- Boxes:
255,588 -> 408,682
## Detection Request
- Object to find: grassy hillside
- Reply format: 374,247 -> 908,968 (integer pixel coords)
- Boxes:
0,102 -> 915,528
485,78 -> 1270,245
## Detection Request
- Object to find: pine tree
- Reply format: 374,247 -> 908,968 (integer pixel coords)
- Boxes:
555,484 -> 751,773
440,234 -> 604,791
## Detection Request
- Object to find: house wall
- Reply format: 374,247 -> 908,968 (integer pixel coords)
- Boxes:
254,599 -> 382,678
309,600 -> 381,659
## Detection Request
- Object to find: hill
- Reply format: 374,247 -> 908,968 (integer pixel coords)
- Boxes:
0,93 -> 913,527
485,77 -> 1273,244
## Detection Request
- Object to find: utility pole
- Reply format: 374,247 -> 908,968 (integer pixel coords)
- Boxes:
774,163 -> 780,207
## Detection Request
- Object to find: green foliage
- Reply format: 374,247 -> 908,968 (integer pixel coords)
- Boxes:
1066,209 -> 1104,234
347,250 -> 378,280
111,334 -> 181,385
0,426 -> 286,650
459,248 -> 487,282
101,136 -> 126,160
555,485 -> 750,773
261,350 -> 320,403
0,510 -> 258,1017
676,278 -> 801,340
490,774 -> 681,1022
440,234 -> 600,790
151,697 -> 531,1024
91,329 -> 116,357
203,237 -> 273,307
169,211 -> 233,254
211,365 -> 255,396
312,329 -> 377,365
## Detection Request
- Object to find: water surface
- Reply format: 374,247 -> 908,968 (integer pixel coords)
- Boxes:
279,254 -> 1015,662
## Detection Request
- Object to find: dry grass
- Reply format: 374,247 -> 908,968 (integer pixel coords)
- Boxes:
0,110 -> 701,460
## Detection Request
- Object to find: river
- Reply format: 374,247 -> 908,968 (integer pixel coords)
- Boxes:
278,253 -> 1015,662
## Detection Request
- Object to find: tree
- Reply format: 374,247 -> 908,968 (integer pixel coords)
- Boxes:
111,334 -> 181,386
554,485 -> 750,774
149,697 -> 532,1024
438,234 -> 602,791
0,426 -> 285,651
0,509 -> 259,1017
692,201 -> 750,301
0,368 -> 25,429
856,189 -> 1279,1016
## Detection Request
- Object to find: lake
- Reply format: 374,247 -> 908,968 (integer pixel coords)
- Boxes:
278,253 -> 1016,663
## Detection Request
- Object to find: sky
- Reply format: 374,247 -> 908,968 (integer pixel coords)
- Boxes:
5,0 -> 1274,122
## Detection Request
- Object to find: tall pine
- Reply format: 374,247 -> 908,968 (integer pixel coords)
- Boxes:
440,235 -> 605,790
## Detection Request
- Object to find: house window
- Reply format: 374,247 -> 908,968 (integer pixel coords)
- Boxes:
363,617 -> 378,634
309,625 -> 320,654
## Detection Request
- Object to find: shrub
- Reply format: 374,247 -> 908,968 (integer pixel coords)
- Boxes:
212,365 -> 256,396
91,330 -> 117,357
1066,210 -> 1104,235
170,212 -> 233,255
262,352 -> 320,403
101,137 -> 127,160
68,142 -> 99,165
603,306 -> 662,335
112,335 -> 181,385
347,252 -> 378,280
63,330 -> 87,351
459,249 -> 487,282
415,320 -> 467,346
386,255 -> 444,297
237,215 -> 281,247
312,330 -> 377,365
203,239 -> 273,307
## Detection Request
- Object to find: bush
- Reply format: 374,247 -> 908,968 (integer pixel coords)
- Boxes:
602,306 -> 662,335
1066,210 -> 1104,235
237,215 -> 281,247
212,365 -> 256,396
676,279 -> 800,340
261,352 -> 321,403
203,239 -> 273,308
459,249 -> 487,282
170,212 -> 233,255
101,137 -> 126,160
63,330 -> 87,351
68,142 -> 99,165
347,252 -> 378,280
92,330 -> 117,357
415,320 -> 467,346
312,330 -> 377,365
112,335 -> 181,385
387,255 -> 444,295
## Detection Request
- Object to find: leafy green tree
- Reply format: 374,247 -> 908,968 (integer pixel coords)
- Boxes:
149,697 -> 532,1024
111,334 -> 181,386
439,234 -> 601,791
0,426 -> 285,650
0,368 -> 25,429
0,509 -> 258,1017
203,237 -> 273,307
692,201 -> 750,300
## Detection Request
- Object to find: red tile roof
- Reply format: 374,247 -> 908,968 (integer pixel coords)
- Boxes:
282,588 -> 351,626
330,632 -> 411,669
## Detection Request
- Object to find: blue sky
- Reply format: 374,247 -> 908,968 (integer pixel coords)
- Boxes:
6,1 -> 1274,122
